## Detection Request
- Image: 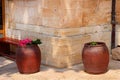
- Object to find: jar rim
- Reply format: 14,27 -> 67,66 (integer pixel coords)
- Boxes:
84,42 -> 106,47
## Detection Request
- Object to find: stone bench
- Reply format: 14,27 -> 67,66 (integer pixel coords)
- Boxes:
0,37 -> 20,61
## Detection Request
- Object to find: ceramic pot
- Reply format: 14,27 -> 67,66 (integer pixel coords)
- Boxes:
82,42 -> 109,74
16,45 -> 41,74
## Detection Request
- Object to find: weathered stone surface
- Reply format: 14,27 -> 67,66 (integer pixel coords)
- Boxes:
15,23 -> 111,37
112,47 -> 120,60
82,0 -> 111,26
6,25 -> 111,68
115,25 -> 120,46
5,0 -> 112,68
5,0 -> 111,28
116,0 -> 120,24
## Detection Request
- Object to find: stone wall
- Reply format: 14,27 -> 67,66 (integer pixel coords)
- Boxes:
116,0 -> 120,23
114,0 -> 120,57
5,0 -> 112,68
116,0 -> 120,46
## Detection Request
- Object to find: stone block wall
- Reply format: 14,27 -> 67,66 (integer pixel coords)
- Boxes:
116,0 -> 120,46
5,0 -> 112,68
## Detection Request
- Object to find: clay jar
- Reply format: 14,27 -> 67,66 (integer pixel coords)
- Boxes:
16,45 -> 41,74
82,42 -> 109,74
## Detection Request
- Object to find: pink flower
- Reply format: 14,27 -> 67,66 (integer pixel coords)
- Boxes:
19,38 -> 32,47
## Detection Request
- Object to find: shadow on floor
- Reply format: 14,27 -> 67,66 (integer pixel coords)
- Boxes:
0,57 -> 120,76
0,57 -> 18,76
0,57 -> 83,75
40,64 -> 84,73
109,58 -> 120,70
41,58 -> 120,73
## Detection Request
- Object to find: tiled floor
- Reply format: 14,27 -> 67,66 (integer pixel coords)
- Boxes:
0,57 -> 120,80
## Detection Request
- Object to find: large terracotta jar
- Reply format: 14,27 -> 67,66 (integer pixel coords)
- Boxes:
16,45 -> 41,74
82,42 -> 109,74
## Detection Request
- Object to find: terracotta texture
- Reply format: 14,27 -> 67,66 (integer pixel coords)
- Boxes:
16,45 -> 41,74
82,42 -> 109,74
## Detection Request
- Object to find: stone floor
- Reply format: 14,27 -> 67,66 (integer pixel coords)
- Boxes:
0,57 -> 120,80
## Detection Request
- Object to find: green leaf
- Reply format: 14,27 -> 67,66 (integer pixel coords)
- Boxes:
31,39 -> 42,45
90,41 -> 97,46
